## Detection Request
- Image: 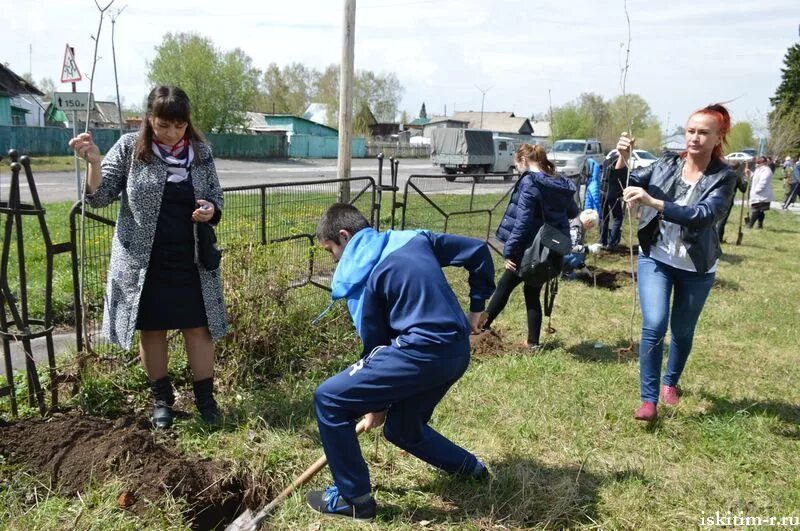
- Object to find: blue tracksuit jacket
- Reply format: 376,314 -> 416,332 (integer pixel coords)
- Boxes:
327,228 -> 496,355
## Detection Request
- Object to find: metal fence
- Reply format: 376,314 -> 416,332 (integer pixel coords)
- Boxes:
400,173 -> 518,254
69,167 -> 521,354
365,142 -> 430,159
71,177 -> 379,353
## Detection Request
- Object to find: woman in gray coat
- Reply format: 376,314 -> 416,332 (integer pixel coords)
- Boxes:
69,86 -> 227,428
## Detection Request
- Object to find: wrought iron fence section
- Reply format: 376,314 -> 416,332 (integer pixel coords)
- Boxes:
70,177 -> 377,353
401,173 -> 517,254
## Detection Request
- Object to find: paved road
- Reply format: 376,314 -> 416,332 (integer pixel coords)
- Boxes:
0,157 -> 516,203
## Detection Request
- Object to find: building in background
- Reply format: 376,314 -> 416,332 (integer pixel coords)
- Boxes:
0,64 -> 45,126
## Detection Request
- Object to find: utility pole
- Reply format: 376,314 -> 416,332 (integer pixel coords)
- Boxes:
110,6 -> 127,137
337,0 -> 356,202
476,85 -> 491,129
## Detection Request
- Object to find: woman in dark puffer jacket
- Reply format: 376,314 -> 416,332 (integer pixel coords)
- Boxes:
482,144 -> 578,351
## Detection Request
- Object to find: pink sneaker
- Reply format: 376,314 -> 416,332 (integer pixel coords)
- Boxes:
634,402 -> 658,422
662,385 -> 679,406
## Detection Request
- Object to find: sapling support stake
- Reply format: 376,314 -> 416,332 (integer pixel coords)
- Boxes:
617,0 -> 639,359
78,0 -> 114,358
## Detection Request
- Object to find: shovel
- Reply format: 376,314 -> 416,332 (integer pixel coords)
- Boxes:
226,419 -> 368,531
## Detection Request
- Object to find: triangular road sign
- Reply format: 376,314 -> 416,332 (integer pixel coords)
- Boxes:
61,44 -> 82,83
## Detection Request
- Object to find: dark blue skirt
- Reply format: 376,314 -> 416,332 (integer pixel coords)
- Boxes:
136,180 -> 208,331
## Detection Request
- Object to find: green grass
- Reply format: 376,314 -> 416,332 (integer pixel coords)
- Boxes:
4,201 -> 76,328
22,156 -> 79,173
2,192 -> 799,529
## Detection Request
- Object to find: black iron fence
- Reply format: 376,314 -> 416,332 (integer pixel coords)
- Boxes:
400,173 -> 517,254
69,168 -> 519,354
71,177 -> 379,353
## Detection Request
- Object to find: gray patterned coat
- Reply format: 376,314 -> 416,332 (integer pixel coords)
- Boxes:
87,132 -> 227,349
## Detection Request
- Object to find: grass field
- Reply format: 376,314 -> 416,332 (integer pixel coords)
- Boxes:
17,156 -> 79,173
1,176 -> 799,530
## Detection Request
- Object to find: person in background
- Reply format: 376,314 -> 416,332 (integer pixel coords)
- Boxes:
746,157 -> 774,229
599,151 -> 626,250
68,86 -> 227,429
614,103 -> 738,422
717,160 -> 747,244
782,159 -> 800,209
482,144 -> 578,352
562,209 -> 600,280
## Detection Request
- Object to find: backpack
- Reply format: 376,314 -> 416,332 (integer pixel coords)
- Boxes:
517,192 -> 572,287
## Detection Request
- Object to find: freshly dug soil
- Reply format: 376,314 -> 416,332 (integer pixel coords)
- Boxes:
0,412 -> 244,530
469,329 -> 507,358
572,268 -> 636,291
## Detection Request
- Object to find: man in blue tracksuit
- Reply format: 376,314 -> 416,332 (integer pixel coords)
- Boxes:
306,203 -> 496,521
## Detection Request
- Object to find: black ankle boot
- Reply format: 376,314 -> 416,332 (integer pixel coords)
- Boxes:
150,377 -> 174,429
193,378 -> 221,426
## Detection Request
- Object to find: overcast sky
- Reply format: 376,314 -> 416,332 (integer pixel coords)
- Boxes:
3,0 -> 799,135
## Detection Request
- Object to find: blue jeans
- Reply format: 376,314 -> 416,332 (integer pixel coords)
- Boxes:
313,338 -> 477,501
637,254 -> 715,403
562,251 -> 586,275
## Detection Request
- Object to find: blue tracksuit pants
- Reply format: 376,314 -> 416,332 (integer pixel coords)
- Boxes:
313,337 -> 477,501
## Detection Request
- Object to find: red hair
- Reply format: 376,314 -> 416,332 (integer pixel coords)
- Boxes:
688,103 -> 731,161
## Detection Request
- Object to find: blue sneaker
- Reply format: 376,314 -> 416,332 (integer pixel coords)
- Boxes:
306,485 -> 376,521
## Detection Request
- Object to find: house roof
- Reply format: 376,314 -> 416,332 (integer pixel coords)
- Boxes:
247,111 -> 272,131
448,111 -> 532,134
92,101 -> 121,124
409,117 -> 430,126
663,133 -> 685,150
530,120 -> 551,138
249,111 -> 339,134
0,64 -> 44,97
425,116 -> 469,126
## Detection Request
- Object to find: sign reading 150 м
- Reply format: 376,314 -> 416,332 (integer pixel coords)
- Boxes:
53,92 -> 95,111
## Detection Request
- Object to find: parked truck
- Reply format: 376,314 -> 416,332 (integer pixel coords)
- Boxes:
430,128 -> 516,182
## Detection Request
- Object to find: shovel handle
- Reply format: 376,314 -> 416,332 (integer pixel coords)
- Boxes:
252,419 -> 369,524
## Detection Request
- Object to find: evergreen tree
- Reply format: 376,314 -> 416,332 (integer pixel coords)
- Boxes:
419,102 -> 427,119
770,43 -> 800,109
769,43 -> 800,156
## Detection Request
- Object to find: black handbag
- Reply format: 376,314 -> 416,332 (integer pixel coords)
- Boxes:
196,222 -> 222,270
517,191 -> 572,286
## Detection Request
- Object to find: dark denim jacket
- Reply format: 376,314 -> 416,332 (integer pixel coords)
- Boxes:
610,152 -> 737,273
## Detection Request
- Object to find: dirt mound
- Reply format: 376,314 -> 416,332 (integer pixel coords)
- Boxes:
0,412 -> 243,529
470,330 -> 507,357
574,269 -> 635,291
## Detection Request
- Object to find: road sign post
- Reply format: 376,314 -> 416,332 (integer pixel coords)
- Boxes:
61,44 -> 83,201
53,92 -> 94,112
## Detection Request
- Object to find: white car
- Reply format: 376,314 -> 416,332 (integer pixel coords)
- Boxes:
606,149 -> 658,169
725,152 -> 754,164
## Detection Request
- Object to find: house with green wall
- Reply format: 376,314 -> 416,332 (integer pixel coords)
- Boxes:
246,112 -> 366,158
0,64 -> 45,126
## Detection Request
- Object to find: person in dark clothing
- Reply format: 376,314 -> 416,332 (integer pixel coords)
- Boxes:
782,161 -> 800,209
600,151 -> 626,249
68,86 -> 226,429
307,204 -> 495,521
482,144 -> 579,351
717,160 -> 747,243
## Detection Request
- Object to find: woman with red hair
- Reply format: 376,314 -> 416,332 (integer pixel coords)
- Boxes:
612,104 -> 738,422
